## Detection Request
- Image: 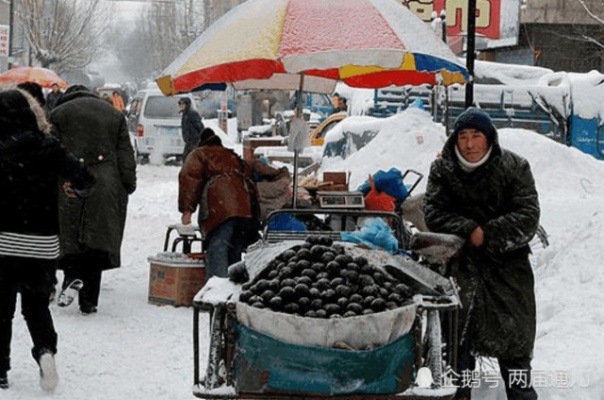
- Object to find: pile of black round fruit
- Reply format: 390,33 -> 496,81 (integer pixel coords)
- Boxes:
239,235 -> 414,318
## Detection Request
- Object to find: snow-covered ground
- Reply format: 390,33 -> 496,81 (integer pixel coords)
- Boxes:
7,110 -> 604,400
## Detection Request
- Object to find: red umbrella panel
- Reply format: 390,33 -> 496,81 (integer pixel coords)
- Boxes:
0,67 -> 68,89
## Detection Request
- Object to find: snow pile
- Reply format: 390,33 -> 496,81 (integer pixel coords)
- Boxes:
320,107 -> 446,191
569,70 -> 604,120
474,59 -> 553,86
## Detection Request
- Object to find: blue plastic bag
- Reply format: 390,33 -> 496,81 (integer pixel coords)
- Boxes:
267,214 -> 307,232
357,168 -> 409,201
340,217 -> 398,253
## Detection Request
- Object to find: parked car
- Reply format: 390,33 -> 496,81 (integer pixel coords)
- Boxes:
126,89 -> 197,164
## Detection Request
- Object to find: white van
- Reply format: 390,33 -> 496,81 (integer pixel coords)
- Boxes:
126,89 -> 197,164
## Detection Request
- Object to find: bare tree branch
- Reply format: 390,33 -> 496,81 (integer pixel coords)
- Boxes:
576,0 -> 604,25
15,0 -> 111,73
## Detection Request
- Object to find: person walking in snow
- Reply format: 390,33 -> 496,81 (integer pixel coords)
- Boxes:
422,107 -> 540,400
50,85 -> 137,315
45,83 -> 63,113
0,88 -> 95,391
178,128 -> 260,281
178,97 -> 204,162
111,90 -> 125,113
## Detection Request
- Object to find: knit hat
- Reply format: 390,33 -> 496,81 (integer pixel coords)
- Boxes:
178,97 -> 191,105
198,127 -> 221,147
452,107 -> 497,144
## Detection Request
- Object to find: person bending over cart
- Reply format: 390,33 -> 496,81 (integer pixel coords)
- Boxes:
178,128 -> 261,282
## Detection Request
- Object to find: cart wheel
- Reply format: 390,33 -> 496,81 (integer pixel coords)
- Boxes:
205,305 -> 225,389
426,309 -> 443,388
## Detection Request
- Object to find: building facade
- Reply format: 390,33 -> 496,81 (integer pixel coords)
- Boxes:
486,0 -> 604,72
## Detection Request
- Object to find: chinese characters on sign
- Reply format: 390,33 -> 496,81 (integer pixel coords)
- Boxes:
0,25 -> 9,57
406,0 -> 501,39
442,367 -> 591,389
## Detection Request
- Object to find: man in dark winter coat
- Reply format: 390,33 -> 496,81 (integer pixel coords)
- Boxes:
422,107 -> 540,400
178,128 -> 260,282
45,83 -> 63,112
178,97 -> 204,161
50,85 -> 137,315
0,88 -> 95,391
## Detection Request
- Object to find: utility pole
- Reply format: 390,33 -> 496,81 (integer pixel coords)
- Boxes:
440,9 -> 450,135
7,0 -> 14,69
465,0 -> 476,108
440,9 -> 446,42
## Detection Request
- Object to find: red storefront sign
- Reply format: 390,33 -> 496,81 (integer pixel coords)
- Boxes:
0,25 -> 9,57
405,0 -> 502,40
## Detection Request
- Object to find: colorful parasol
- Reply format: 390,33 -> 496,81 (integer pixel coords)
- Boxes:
0,66 -> 68,89
156,0 -> 468,96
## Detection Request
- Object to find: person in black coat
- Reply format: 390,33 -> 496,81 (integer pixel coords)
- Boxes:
423,108 -> 540,400
50,85 -> 137,315
0,88 -> 95,391
45,83 -> 63,112
178,97 -> 204,161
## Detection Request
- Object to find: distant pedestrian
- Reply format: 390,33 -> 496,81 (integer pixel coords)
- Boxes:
179,128 -> 260,281
112,90 -> 125,113
0,88 -> 95,391
330,92 -> 347,114
50,85 -> 137,315
335,96 -> 347,113
45,83 -> 63,112
178,97 -> 204,161
331,92 -> 341,109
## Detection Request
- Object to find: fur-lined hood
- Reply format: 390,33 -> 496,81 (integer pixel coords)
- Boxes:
0,88 -> 51,135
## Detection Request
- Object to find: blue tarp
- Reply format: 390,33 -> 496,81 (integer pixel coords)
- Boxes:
570,115 -> 604,160
233,322 -> 415,395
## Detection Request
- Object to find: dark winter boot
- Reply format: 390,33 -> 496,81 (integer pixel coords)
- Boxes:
0,371 -> 8,389
79,305 -> 98,315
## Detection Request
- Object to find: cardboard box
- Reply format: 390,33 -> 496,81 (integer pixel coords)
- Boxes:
323,171 -> 348,185
318,183 -> 349,191
243,137 -> 284,162
148,255 -> 206,307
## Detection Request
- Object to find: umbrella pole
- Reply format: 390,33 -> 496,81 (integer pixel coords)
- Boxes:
292,73 -> 305,209
465,0 -> 477,108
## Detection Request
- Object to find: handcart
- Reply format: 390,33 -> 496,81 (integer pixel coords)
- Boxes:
191,208 -> 461,400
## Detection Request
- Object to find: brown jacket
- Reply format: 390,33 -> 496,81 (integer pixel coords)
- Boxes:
179,145 -> 259,236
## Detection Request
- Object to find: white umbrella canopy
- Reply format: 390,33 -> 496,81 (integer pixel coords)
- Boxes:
156,0 -> 468,95
156,0 -> 470,208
